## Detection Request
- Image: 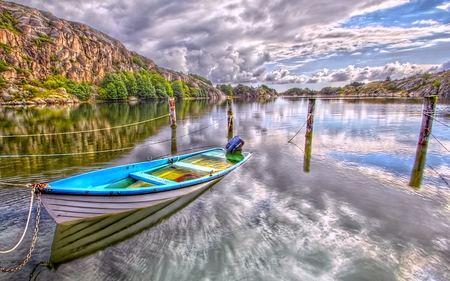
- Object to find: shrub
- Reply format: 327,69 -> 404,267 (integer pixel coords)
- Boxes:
0,60 -> 9,72
133,57 -> 146,68
0,42 -> 12,53
432,80 -> 441,90
0,13 -> 23,34
189,73 -> 212,85
171,81 -> 184,98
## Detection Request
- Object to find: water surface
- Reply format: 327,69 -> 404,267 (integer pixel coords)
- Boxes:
1,97 -> 449,281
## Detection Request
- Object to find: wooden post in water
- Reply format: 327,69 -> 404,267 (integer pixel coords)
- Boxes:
417,95 -> 438,145
303,98 -> 316,172
409,144 -> 428,188
171,126 -> 177,155
168,97 -> 177,128
227,98 -> 234,134
409,95 -> 438,188
305,98 -> 316,137
303,134 -> 312,173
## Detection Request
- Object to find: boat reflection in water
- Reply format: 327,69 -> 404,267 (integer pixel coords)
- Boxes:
49,178 -> 221,268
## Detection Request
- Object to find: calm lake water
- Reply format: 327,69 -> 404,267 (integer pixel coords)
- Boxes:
1,97 -> 449,281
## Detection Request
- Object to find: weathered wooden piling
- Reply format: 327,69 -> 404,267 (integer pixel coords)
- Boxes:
409,144 -> 428,188
409,95 -> 438,188
305,98 -> 316,137
227,98 -> 234,133
171,126 -> 177,155
417,95 -> 438,145
303,135 -> 312,173
168,97 -> 177,128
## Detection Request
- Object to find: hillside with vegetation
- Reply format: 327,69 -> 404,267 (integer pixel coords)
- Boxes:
0,1 -> 222,105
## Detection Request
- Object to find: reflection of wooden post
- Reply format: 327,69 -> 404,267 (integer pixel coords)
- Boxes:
169,97 -> 177,128
305,98 -> 316,137
171,126 -> 177,155
409,144 -> 428,188
227,98 -> 233,133
418,95 -> 437,145
303,135 -> 312,172
409,95 -> 437,188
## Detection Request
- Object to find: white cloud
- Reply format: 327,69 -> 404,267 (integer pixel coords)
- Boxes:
262,61 -> 441,86
437,2 -> 450,10
412,20 -> 440,26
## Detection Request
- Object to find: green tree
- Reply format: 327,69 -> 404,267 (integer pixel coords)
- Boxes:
135,73 -> 156,99
121,71 -> 137,97
99,72 -> 128,100
66,81 -> 92,100
150,73 -> 172,98
189,73 -> 212,85
217,84 -> 233,96
171,81 -> 184,98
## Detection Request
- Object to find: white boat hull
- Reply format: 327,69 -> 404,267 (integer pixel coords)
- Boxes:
41,178 -> 222,224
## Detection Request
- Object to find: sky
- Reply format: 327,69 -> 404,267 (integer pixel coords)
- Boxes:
8,0 -> 450,92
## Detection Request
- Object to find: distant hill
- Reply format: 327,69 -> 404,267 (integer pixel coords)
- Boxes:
0,0 -> 223,104
282,71 -> 450,98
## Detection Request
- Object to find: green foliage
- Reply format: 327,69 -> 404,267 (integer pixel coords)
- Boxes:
189,73 -> 212,85
183,83 -> 191,97
22,54 -> 33,63
66,81 -> 93,100
171,81 -> 184,98
0,60 -> 9,72
217,84 -> 233,96
191,87 -> 207,98
135,73 -> 156,99
133,57 -> 146,68
0,13 -> 23,34
41,75 -> 92,100
43,75 -> 68,89
0,77 -> 6,87
121,71 -> 137,96
0,42 -> 12,53
320,86 -> 339,95
150,73 -> 172,98
22,85 -> 40,97
432,79 -> 441,90
387,83 -> 398,91
259,84 -> 277,94
347,81 -> 365,87
30,79 -> 43,87
98,72 -> 128,100
422,73 -> 432,79
32,32 -> 54,47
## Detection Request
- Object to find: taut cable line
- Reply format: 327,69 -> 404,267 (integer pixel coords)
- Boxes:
0,114 -> 170,138
0,116 -> 227,158
424,113 -> 450,129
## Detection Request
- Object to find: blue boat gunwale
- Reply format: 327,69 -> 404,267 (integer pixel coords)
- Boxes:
42,148 -> 252,196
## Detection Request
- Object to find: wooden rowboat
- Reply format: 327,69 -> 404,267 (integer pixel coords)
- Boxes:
37,147 -> 252,224
49,177 -> 218,268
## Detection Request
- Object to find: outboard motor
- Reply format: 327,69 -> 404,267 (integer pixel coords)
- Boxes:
226,136 -> 245,153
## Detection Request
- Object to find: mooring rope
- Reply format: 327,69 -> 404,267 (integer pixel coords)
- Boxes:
424,113 -> 450,129
0,116 -> 227,158
288,114 -> 309,143
0,114 -> 170,138
0,186 -> 34,254
0,186 -> 42,273
429,132 -> 450,154
427,164 -> 450,188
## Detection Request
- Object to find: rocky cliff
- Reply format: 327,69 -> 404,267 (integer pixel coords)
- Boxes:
0,0 -> 223,101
